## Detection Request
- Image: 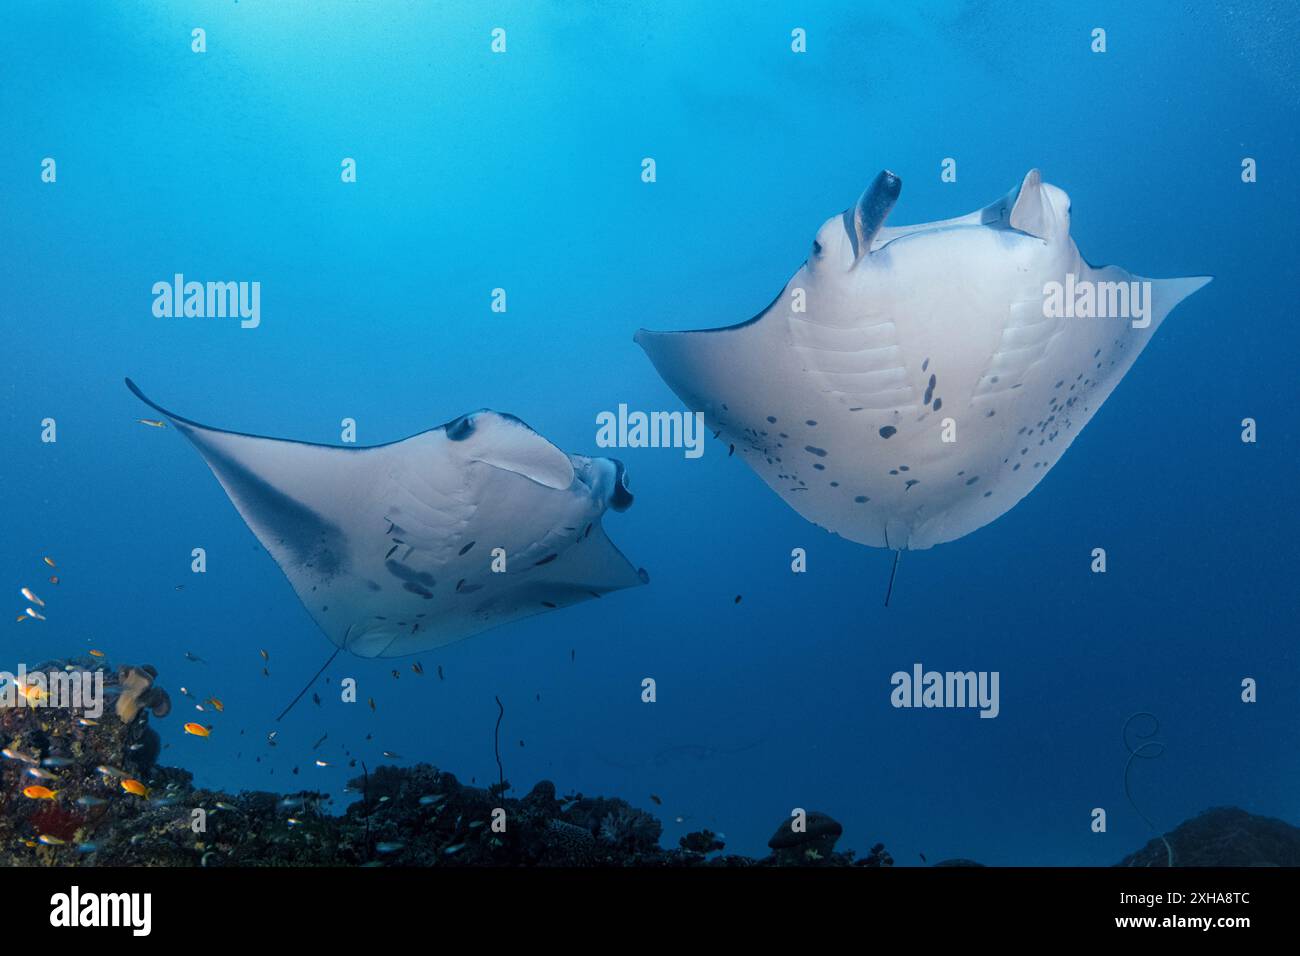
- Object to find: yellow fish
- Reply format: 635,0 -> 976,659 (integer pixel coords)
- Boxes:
184,722 -> 211,737
88,649 -> 105,658
22,785 -> 58,800
120,779 -> 149,797
38,834 -> 66,846
207,697 -> 224,712
43,556 -> 57,568
137,418 -> 167,428
24,608 -> 46,622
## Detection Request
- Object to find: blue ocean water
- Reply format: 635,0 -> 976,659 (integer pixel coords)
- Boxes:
2,1 -> 1296,864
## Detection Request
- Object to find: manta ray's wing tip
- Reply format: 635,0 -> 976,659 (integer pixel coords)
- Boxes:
1168,273 -> 1214,302
125,377 -> 166,416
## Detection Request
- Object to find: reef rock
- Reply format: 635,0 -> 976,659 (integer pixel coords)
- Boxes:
1116,806 -> 1300,867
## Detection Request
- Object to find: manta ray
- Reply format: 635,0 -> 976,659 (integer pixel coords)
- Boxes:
637,169 -> 1210,574
126,379 -> 647,664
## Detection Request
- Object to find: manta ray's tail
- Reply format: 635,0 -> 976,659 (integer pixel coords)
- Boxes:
884,550 -> 902,607
275,646 -> 342,722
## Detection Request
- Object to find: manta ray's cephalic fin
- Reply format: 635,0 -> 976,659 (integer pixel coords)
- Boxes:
849,169 -> 903,262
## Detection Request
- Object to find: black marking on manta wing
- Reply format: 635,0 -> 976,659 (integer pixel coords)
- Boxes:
385,559 -> 435,588
174,424 -> 349,578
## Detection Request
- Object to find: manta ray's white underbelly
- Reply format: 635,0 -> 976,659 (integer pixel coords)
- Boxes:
653,236 -> 1148,549
637,169 -> 1210,550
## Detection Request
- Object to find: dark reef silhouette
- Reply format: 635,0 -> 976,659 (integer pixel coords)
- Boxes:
2,656 -> 1295,867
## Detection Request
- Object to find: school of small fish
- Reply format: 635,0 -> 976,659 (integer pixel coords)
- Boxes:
15,557 -> 59,625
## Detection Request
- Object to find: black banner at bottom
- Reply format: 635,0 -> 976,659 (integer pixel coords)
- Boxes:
14,865 -> 1289,940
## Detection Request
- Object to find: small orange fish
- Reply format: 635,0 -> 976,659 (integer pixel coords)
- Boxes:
48,575 -> 59,585
184,722 -> 210,737
207,697 -> 224,712
20,587 -> 44,607
88,649 -> 105,658
15,614 -> 25,623
22,785 -> 58,800
43,556 -> 56,568
120,779 -> 149,797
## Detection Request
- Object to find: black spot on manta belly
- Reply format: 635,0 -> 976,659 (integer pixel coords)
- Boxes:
879,426 -> 897,439
804,446 -> 827,457
386,559 -> 435,588
458,541 -> 475,556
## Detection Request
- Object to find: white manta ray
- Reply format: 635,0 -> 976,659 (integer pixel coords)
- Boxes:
637,169 -> 1210,553
126,379 -> 646,659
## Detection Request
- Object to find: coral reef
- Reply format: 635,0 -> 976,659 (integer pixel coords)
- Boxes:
3,656 -> 1297,868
